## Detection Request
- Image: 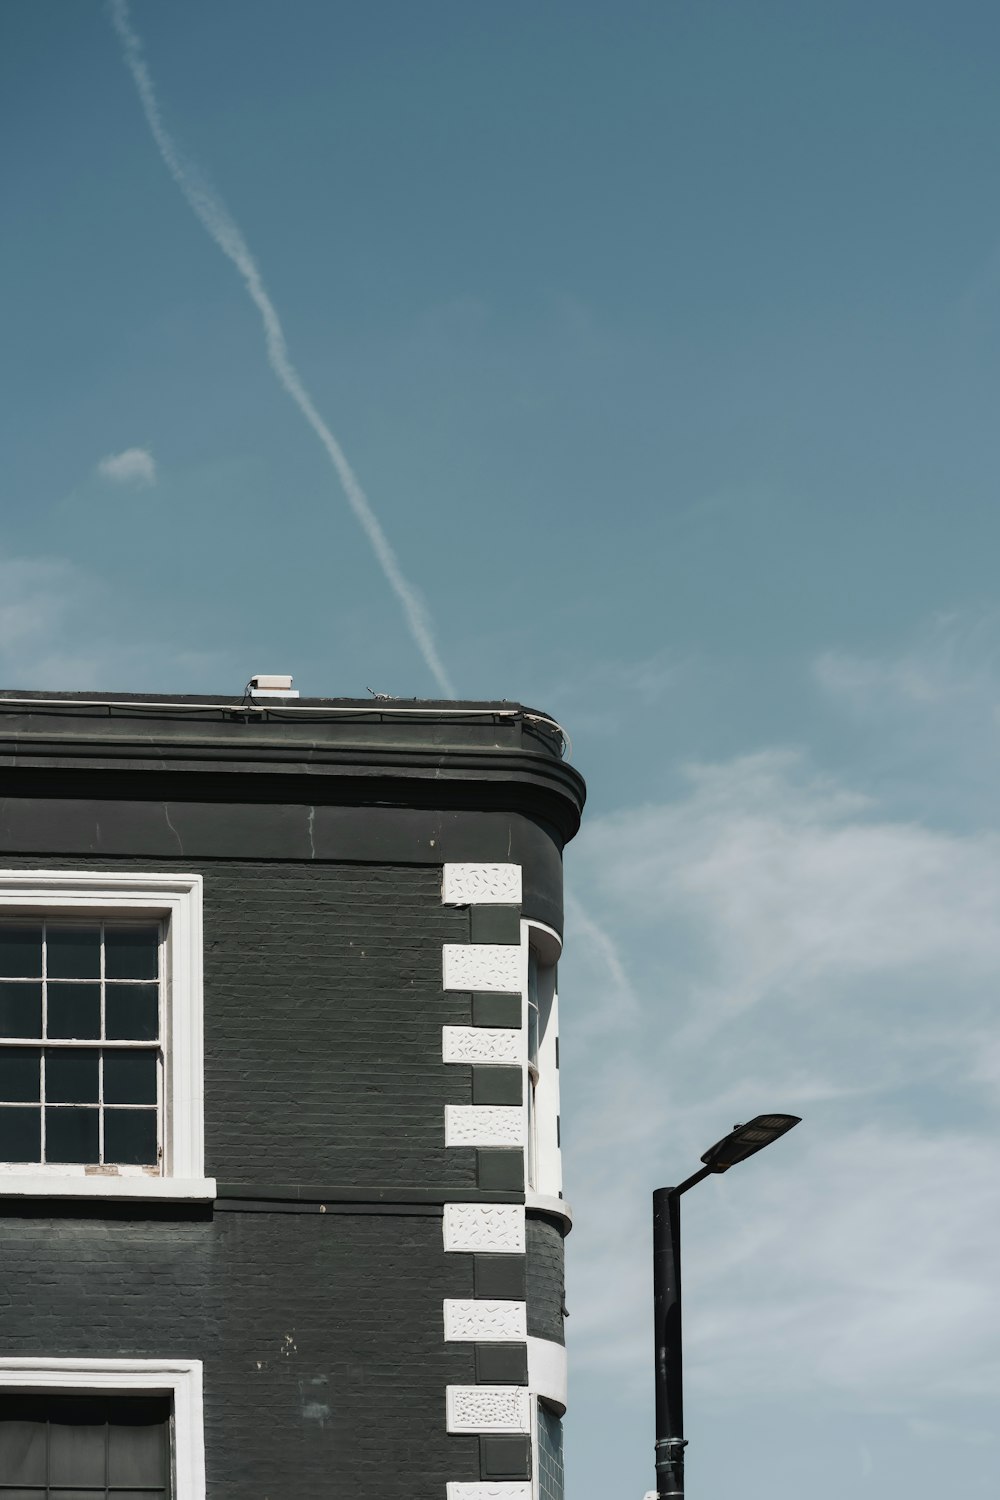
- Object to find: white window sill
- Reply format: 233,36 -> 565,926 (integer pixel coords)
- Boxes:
0,1176 -> 217,1201
524,1190 -> 573,1229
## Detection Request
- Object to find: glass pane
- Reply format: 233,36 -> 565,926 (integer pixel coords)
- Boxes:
0,1047 -> 41,1102
47,983 -> 101,1040
104,1052 -> 157,1105
0,1106 -> 40,1161
0,982 -> 42,1039
109,1415 -> 167,1484
105,983 -> 159,1041
105,925 -> 159,981
46,1106 -> 99,1163
0,922 -> 42,978
46,1049 -> 100,1103
104,1109 -> 158,1167
47,924 -> 101,980
47,1416 -> 107,1485
49,1493 -> 106,1499
0,1417 -> 46,1482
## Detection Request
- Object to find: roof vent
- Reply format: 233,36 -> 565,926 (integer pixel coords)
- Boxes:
249,674 -> 299,700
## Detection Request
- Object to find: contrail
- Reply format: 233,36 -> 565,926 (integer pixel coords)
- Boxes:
108,0 -> 456,698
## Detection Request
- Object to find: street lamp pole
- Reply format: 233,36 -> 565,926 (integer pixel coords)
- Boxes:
652,1115 -> 801,1500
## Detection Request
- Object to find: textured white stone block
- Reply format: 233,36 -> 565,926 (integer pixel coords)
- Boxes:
446,1486 -> 531,1500
442,1204 -> 525,1253
443,944 -> 522,993
442,1026 -> 522,1065
445,1106 -> 524,1148
446,1486 -> 532,1500
443,1300 -> 527,1342
446,1385 -> 530,1433
442,864 -> 522,906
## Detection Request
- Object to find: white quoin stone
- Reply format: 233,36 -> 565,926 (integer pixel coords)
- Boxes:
442,1026 -> 522,1065
443,1300 -> 528,1342
446,1486 -> 532,1500
442,1203 -> 525,1254
445,1106 -> 524,1148
442,864 -> 522,906
443,944 -> 522,993
446,1385 -> 531,1433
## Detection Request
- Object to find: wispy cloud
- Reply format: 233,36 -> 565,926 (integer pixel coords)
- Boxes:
0,546 -> 232,692
108,0 -> 455,697
561,743 -> 1000,1421
96,447 -> 157,487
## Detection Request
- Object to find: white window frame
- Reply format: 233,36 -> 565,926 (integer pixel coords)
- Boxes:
522,919 -> 562,1207
0,872 -> 213,1200
0,1355 -> 206,1499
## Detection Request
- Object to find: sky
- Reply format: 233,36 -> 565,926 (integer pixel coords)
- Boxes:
3,2 -> 1000,1495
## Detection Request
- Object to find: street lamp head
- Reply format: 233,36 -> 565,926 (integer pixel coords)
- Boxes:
699,1113 -> 800,1173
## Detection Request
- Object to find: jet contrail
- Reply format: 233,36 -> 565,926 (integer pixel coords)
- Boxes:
108,0 -> 456,698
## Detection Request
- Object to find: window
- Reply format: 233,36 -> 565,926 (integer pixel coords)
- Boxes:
535,1400 -> 565,1500
523,921 -> 561,1200
0,1392 -> 171,1494
0,919 -> 163,1171
0,874 -> 210,1200
0,1359 -> 204,1500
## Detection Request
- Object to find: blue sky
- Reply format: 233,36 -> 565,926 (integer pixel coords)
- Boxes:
4,2 -> 1000,1495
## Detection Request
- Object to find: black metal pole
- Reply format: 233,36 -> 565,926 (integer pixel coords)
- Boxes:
653,1186 -> 686,1499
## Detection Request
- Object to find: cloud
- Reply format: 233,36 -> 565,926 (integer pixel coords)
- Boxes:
96,447 -> 157,487
560,745 -> 1000,1420
108,0 -> 455,697
0,546 -> 232,692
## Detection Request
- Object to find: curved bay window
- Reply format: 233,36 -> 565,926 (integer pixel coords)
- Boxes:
0,919 -> 163,1172
525,922 -> 561,1198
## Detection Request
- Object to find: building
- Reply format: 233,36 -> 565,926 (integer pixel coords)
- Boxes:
0,687 -> 586,1499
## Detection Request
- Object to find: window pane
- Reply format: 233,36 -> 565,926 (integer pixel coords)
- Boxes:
104,1052 -> 157,1105
0,1047 -> 41,1102
0,922 -> 42,978
47,982 -> 101,1040
105,925 -> 159,980
0,1417 -> 46,1482
48,1412 -> 107,1485
46,1049 -> 100,1103
0,1106 -> 40,1161
46,1106 -> 99,1163
47,924 -> 101,980
109,1412 -> 167,1484
105,983 -> 158,1041
0,982 -> 42,1039
104,1109 -> 158,1166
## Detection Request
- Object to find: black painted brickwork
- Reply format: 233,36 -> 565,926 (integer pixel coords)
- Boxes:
0,1205 -> 478,1499
526,1216 -> 566,1345
0,855 -> 474,1186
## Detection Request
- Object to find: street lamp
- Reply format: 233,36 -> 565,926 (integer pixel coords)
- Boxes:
652,1113 -> 801,1500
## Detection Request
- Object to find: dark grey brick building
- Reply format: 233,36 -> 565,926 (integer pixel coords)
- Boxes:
0,688 -> 585,1500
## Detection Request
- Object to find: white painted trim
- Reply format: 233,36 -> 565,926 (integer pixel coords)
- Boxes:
446,1385 -> 531,1433
443,1299 -> 528,1342
523,920 -> 561,1200
0,1175 -> 216,1200
0,872 -> 205,1191
442,864 -> 522,906
0,1356 -> 205,1498
524,1191 -> 573,1230
527,1337 -> 567,1414
443,1203 -> 525,1253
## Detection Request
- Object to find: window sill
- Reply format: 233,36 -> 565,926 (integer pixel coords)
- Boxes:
0,1175 -> 217,1201
524,1190 -> 573,1230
